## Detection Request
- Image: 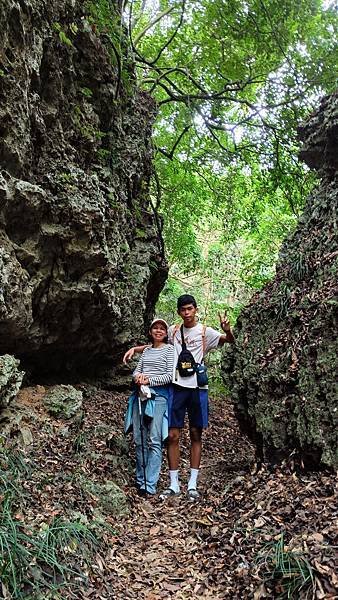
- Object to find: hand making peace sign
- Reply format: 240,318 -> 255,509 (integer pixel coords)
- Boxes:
218,309 -> 231,332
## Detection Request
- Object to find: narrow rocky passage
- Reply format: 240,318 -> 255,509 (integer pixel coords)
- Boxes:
106,396 -> 255,599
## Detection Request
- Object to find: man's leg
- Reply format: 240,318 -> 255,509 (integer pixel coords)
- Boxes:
167,427 -> 180,469
166,427 -> 181,493
189,426 -> 202,469
187,388 -> 208,496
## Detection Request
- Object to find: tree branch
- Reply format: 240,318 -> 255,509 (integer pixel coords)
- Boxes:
146,0 -> 186,66
133,6 -> 176,47
156,126 -> 191,160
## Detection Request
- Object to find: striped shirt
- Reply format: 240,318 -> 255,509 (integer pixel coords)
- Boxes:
133,345 -> 174,387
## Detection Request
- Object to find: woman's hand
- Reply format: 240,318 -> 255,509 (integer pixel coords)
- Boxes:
134,373 -> 150,385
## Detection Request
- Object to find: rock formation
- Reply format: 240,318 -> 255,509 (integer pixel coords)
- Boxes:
0,0 -> 167,380
222,93 -> 338,468
0,354 -> 24,408
43,384 -> 83,419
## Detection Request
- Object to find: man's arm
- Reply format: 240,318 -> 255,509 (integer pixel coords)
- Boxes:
123,344 -> 150,364
218,330 -> 235,345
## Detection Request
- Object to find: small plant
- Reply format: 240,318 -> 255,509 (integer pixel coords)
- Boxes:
58,30 -> 73,47
0,491 -> 35,598
58,172 -> 73,183
72,431 -> 87,453
256,533 -> 315,599
0,449 -> 100,598
0,497 -> 99,598
35,516 -> 98,569
0,448 -> 28,501
0,448 -> 30,478
97,148 -> 111,162
52,21 -> 73,47
80,87 -> 93,98
69,22 -> 78,35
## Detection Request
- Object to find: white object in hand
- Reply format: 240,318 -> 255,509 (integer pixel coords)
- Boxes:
139,385 -> 151,400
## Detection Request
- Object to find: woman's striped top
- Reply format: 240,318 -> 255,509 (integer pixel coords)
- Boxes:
133,344 -> 174,386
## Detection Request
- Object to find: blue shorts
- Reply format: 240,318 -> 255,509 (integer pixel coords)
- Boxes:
168,385 -> 208,429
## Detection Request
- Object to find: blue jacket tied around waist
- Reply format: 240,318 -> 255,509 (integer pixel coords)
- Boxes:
124,385 -> 170,441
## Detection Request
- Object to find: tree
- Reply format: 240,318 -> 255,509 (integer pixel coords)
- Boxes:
91,1 -> 338,312
124,0 -> 336,314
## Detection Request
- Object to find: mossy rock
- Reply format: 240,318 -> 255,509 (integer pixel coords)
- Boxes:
222,94 -> 338,469
84,480 -> 128,517
43,385 -> 83,419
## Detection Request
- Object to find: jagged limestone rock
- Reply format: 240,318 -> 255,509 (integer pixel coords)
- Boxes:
0,354 -> 24,408
222,93 -> 338,468
0,0 -> 167,380
43,384 -> 83,419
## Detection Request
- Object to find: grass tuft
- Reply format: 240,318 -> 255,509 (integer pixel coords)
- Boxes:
256,533 -> 314,599
0,449 -> 100,598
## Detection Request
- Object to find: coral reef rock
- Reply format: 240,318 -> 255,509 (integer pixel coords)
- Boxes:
222,93 -> 338,468
43,384 -> 83,419
0,0 -> 167,380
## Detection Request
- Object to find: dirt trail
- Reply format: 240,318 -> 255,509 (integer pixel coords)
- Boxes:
106,396 -> 255,599
103,394 -> 336,600
7,387 -> 336,599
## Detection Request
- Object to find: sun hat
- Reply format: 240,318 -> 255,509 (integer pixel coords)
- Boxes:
150,317 -> 169,330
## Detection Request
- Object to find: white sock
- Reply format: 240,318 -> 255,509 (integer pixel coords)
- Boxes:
188,468 -> 199,490
169,470 -> 180,492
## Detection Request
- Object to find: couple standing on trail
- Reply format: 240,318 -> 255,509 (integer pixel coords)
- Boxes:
124,294 -> 234,499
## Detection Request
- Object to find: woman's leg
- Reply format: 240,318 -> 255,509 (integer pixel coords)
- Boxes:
146,397 -> 167,494
132,399 -> 149,489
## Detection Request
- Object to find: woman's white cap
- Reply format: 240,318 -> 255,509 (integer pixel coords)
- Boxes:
150,317 -> 169,330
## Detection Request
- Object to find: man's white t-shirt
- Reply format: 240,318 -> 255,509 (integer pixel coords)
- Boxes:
168,323 -> 221,388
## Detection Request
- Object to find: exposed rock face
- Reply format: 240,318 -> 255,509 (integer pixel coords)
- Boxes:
83,479 -> 128,517
0,0 -> 167,379
0,354 -> 24,408
222,93 -> 338,468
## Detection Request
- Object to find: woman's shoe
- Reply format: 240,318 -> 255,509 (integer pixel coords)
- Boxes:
137,488 -> 156,498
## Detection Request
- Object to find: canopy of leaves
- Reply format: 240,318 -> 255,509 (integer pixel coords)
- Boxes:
122,1 -> 337,318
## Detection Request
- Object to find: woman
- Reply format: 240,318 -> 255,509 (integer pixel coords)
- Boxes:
125,318 -> 174,496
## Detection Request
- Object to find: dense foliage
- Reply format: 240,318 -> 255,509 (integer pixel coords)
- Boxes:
122,0 -> 337,322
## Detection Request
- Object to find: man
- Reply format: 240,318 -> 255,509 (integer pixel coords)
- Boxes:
123,294 -> 234,499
